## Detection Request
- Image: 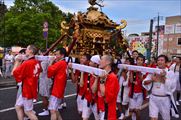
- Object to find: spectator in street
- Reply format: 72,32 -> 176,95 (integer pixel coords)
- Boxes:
169,56 -> 181,105
132,50 -> 139,64
12,45 -> 41,120
47,48 -> 67,120
0,67 -> 2,77
0,53 -> 3,77
4,50 -> 14,78
143,55 -> 178,120
149,57 -> 157,68
98,55 -> 119,120
0,56 -> 3,77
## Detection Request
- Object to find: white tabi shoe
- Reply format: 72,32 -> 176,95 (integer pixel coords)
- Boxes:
24,117 -> 29,120
38,109 -> 49,116
176,101 -> 180,105
125,109 -> 129,117
62,102 -> 67,108
118,113 -> 124,120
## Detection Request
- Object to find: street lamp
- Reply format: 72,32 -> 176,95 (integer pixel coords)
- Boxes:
147,19 -> 153,63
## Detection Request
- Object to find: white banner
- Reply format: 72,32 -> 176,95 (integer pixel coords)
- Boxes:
175,24 -> 181,33
164,25 -> 175,34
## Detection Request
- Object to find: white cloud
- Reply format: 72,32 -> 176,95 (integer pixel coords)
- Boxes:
56,4 -> 76,13
4,0 -> 14,8
53,0 -> 89,13
4,0 -> 181,35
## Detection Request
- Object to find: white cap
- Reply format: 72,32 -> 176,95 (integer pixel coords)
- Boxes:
90,55 -> 100,65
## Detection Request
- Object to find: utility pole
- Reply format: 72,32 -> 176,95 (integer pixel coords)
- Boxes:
148,19 -> 153,63
3,0 -> 5,49
156,13 -> 160,57
154,13 -> 163,57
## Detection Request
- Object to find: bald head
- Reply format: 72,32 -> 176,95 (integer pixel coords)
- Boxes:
99,55 -> 113,69
104,55 -> 113,64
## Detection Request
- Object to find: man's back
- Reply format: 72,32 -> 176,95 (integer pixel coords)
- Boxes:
13,57 -> 41,99
48,59 -> 67,99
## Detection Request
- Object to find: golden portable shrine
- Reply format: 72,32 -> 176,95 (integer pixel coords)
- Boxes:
44,0 -> 128,57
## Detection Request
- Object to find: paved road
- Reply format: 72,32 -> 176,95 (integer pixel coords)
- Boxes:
0,79 -> 181,120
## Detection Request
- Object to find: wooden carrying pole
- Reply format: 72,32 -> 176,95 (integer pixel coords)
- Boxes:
43,34 -> 77,56
67,37 -> 77,56
43,34 -> 68,56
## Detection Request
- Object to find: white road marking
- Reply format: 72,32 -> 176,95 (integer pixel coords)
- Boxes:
0,93 -> 76,113
0,86 -> 16,91
0,81 -> 15,84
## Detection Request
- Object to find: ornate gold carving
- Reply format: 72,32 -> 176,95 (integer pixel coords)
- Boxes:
60,21 -> 69,34
87,10 -> 102,21
70,1 -> 127,56
116,20 -> 127,30
73,23 -> 80,39
61,21 -> 69,30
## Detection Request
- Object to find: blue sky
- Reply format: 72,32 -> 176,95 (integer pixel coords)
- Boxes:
5,0 -> 181,35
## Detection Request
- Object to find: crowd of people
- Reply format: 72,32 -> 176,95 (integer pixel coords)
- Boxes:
0,50 -> 14,78
1,45 -> 181,120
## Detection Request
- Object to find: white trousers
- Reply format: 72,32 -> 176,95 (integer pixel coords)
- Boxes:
76,95 -> 83,113
82,99 -> 99,120
149,95 -> 171,120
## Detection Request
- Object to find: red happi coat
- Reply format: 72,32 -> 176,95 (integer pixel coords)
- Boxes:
74,70 -> 89,97
84,75 -> 98,104
104,72 -> 120,120
13,57 -> 41,99
47,59 -> 67,99
128,71 -> 147,99
97,79 -> 105,112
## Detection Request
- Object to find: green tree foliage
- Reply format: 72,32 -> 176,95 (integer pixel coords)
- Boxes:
0,0 -> 73,49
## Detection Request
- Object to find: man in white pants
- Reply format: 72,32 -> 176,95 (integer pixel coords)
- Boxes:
69,54 -> 91,115
169,56 -> 181,105
143,55 -> 178,120
117,58 -> 132,119
81,55 -> 101,120
4,50 -> 14,78
13,45 -> 41,120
